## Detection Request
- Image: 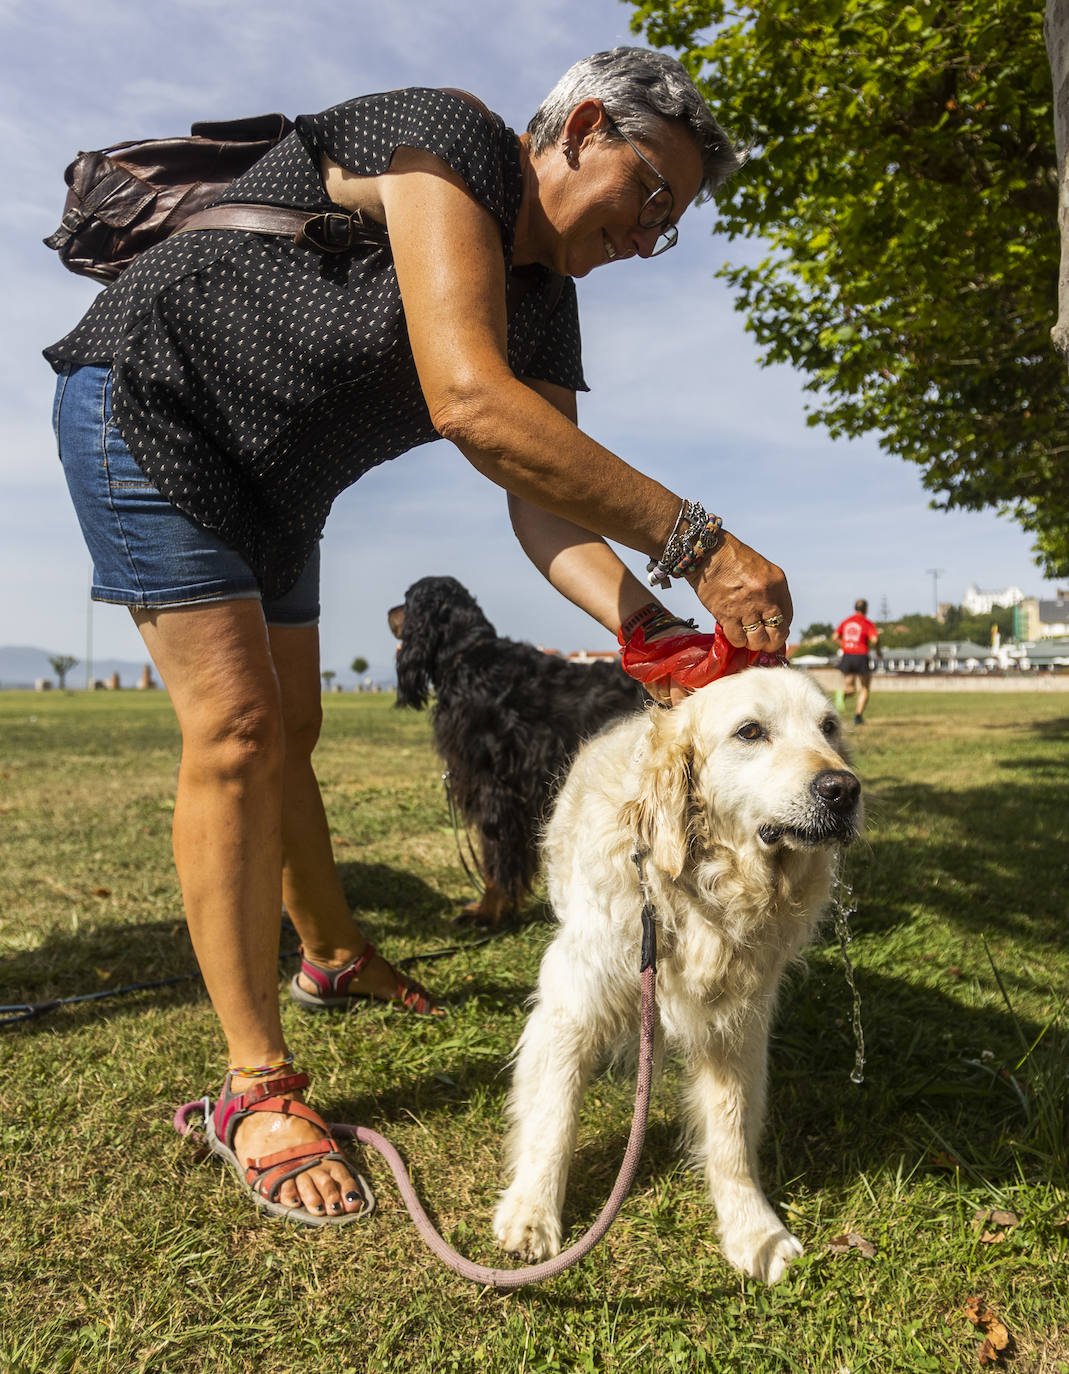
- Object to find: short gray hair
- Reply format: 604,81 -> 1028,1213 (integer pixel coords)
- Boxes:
527,47 -> 740,199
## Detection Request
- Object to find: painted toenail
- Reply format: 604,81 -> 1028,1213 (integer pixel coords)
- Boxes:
345,1191 -> 361,1202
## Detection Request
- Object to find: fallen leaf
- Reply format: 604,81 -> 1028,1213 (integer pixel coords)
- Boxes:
92,887 -> 111,897
826,1232 -> 877,1259
972,1209 -> 1019,1245
930,1150 -> 962,1169
963,1296 -> 1014,1366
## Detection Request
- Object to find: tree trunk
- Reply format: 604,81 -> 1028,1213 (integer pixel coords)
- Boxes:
1048,0 -> 1069,369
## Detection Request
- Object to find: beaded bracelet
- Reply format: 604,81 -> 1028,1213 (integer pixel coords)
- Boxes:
227,1052 -> 295,1079
646,502 -> 723,588
670,515 -> 724,579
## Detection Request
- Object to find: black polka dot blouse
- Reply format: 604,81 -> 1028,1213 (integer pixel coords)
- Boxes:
45,89 -> 587,599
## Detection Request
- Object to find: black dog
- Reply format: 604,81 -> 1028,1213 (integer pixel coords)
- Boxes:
389,576 -> 645,926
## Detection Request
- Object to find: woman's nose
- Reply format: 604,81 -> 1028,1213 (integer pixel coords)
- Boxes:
631,226 -> 662,259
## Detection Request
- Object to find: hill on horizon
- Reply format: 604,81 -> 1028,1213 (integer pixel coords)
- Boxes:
0,644 -> 395,691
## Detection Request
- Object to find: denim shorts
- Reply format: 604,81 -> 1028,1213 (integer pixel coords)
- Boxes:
52,363 -> 319,625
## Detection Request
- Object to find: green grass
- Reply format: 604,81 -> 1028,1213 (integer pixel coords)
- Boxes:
1,688 -> 1067,1373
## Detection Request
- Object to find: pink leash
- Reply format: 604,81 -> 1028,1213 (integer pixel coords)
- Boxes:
175,858 -> 659,1291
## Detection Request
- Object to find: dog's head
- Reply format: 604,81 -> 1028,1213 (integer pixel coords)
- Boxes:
621,667 -> 861,877
389,576 -> 496,709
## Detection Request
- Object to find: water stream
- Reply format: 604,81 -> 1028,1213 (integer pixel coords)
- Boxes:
831,866 -> 867,1085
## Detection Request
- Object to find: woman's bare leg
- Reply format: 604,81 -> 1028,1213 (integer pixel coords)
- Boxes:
134,600 -> 364,1217
267,623 -> 431,1001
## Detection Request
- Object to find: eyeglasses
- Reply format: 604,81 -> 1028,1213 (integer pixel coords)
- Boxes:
605,115 -> 678,256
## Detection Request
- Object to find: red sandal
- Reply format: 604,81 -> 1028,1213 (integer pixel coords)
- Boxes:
201,1071 -> 375,1225
289,944 -> 442,1016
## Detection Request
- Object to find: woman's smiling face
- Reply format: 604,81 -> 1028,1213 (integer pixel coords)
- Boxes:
529,100 -> 705,279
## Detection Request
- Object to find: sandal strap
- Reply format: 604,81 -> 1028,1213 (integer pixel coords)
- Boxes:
233,1072 -> 309,1105
394,973 -> 436,1015
247,1136 -> 341,1174
213,1071 -> 310,1149
247,1143 -> 352,1204
299,944 -> 377,998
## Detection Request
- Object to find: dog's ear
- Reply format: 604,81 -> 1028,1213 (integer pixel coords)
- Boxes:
393,587 -> 437,710
619,708 -> 694,878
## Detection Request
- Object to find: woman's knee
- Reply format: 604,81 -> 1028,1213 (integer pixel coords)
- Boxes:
283,697 -> 323,762
180,691 -> 285,783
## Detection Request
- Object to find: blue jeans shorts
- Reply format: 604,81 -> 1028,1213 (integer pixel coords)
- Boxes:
52,363 -> 319,625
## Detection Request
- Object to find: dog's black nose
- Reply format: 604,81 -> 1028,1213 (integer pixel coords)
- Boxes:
811,769 -> 860,810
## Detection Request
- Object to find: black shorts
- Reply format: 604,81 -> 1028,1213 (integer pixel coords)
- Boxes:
839,654 -> 871,676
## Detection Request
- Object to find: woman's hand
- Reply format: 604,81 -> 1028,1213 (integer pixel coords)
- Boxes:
687,530 -> 793,651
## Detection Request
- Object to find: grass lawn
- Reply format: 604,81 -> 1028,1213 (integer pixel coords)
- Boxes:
0,686 -> 1066,1373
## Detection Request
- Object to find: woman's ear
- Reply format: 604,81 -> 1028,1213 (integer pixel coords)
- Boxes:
562,98 -> 610,155
618,707 -> 694,878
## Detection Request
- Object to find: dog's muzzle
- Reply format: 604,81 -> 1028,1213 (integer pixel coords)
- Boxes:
759,769 -> 861,848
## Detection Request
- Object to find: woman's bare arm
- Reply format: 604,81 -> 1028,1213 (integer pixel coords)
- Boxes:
331,147 -> 791,646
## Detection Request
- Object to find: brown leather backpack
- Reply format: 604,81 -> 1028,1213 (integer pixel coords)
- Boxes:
43,113 -> 295,283
43,93 -> 565,311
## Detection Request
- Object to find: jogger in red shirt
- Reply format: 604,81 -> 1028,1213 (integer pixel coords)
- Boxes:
834,598 -> 880,724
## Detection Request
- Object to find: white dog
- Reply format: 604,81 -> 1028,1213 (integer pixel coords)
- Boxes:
493,667 -> 861,1284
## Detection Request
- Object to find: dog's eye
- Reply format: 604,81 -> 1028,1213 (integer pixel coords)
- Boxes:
821,717 -> 839,737
736,721 -> 765,742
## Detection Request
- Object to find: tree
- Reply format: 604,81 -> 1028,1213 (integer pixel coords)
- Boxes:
1047,0 -> 1069,370
350,656 -> 369,676
321,669 -> 336,691
628,0 -> 1069,574
48,654 -> 78,689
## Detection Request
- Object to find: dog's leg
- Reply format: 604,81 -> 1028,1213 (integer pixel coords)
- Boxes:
683,1015 -> 802,1284
456,877 -> 512,928
493,934 -> 622,1262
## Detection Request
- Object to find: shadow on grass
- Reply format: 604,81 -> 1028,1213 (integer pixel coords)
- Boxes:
2,861 -> 478,1038
299,952 -> 1063,1292
326,955 -> 1061,1233
849,774 -> 1069,942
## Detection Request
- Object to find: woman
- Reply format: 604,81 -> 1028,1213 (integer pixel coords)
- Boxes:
46,48 -> 792,1225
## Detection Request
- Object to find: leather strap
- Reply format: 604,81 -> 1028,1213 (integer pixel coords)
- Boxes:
177,203 -> 389,253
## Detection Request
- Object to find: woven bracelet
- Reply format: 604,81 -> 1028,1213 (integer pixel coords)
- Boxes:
646,503 -> 722,588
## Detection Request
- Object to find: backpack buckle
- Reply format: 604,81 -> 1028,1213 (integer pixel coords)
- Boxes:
296,211 -> 363,254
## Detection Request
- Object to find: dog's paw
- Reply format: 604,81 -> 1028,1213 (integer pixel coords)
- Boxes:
452,906 -> 501,930
720,1225 -> 803,1284
492,1189 -> 562,1262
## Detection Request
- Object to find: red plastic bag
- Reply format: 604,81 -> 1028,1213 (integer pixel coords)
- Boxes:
618,622 -> 785,690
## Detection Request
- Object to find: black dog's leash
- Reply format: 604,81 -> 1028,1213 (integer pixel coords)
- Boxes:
441,769 -> 487,896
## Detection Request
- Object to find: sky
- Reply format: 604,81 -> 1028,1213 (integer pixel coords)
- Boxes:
1,0 -> 1064,682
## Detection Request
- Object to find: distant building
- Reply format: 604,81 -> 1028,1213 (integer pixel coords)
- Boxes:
878,636 -> 1069,673
880,641 -> 998,673
566,650 -> 619,664
1013,591 -> 1069,640
1007,637 -> 1069,670
962,582 -> 1025,615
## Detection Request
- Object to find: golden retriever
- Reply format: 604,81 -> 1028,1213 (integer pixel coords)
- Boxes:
493,666 -> 861,1284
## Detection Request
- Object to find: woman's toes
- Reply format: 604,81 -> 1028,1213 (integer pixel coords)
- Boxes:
295,1167 -> 340,1217
276,1179 -> 308,1212
325,1161 -> 365,1213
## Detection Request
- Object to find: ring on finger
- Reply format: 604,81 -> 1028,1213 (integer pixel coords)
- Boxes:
761,614 -> 785,628
741,620 -> 763,634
